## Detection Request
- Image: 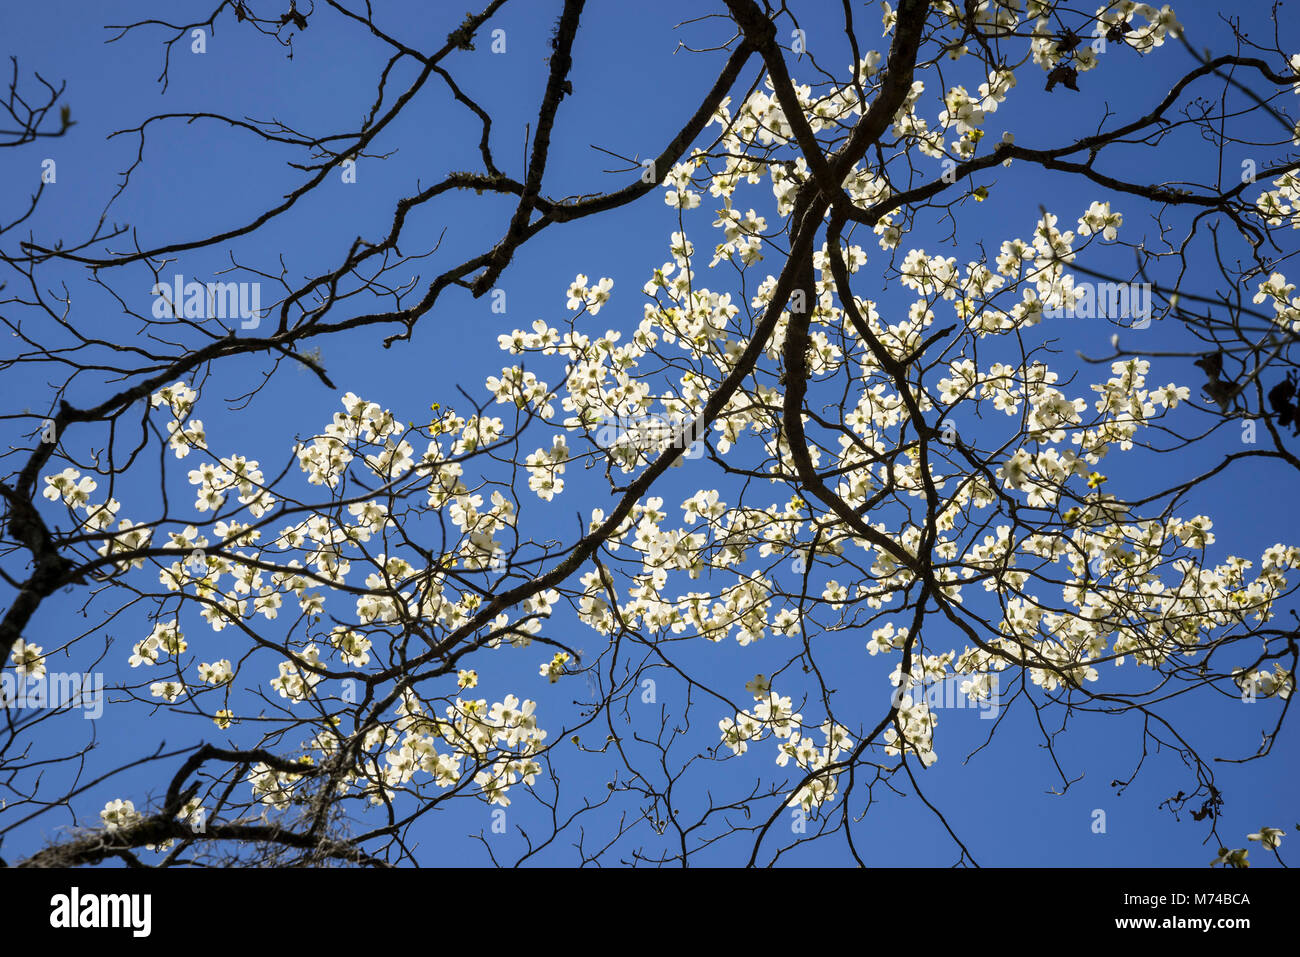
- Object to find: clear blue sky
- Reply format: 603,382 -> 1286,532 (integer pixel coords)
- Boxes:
1,0 -> 1296,866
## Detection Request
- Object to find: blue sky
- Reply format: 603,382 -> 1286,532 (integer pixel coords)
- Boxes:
1,0 -> 1296,867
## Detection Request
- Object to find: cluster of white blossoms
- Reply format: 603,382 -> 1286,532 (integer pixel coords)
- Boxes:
242,689 -> 550,811
1234,664 -> 1294,700
1210,825 -> 1290,868
524,435 -> 570,501
292,390 -> 415,488
1076,201 -> 1123,241
39,381 -> 568,814
368,692 -> 547,809
719,686 -> 854,811
710,202 -> 767,267
664,157 -> 703,210
39,0 -> 1300,841
129,620 -> 186,667
40,466 -> 153,573
884,695 -> 938,766
1253,271 -> 1300,335
99,798 -> 141,832
186,456 -> 273,516
565,273 -> 614,315
580,9 -> 1299,799
1088,2 -> 1183,54
882,4 -> 1179,161
269,643 -> 324,702
1255,172 -> 1300,230
42,467 -> 96,508
151,381 -> 207,459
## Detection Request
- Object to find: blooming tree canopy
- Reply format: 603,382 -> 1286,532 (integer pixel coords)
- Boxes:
1,0 -> 1298,867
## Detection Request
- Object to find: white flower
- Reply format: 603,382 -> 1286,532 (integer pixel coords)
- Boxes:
100,798 -> 141,832
540,652 -> 570,683
665,187 -> 700,209
587,277 -> 614,314
1077,201 -> 1123,241
10,639 -> 46,679
42,468 -> 97,507
1247,827 -> 1284,850
198,659 -> 234,685
565,273 -> 589,311
150,680 -> 185,702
